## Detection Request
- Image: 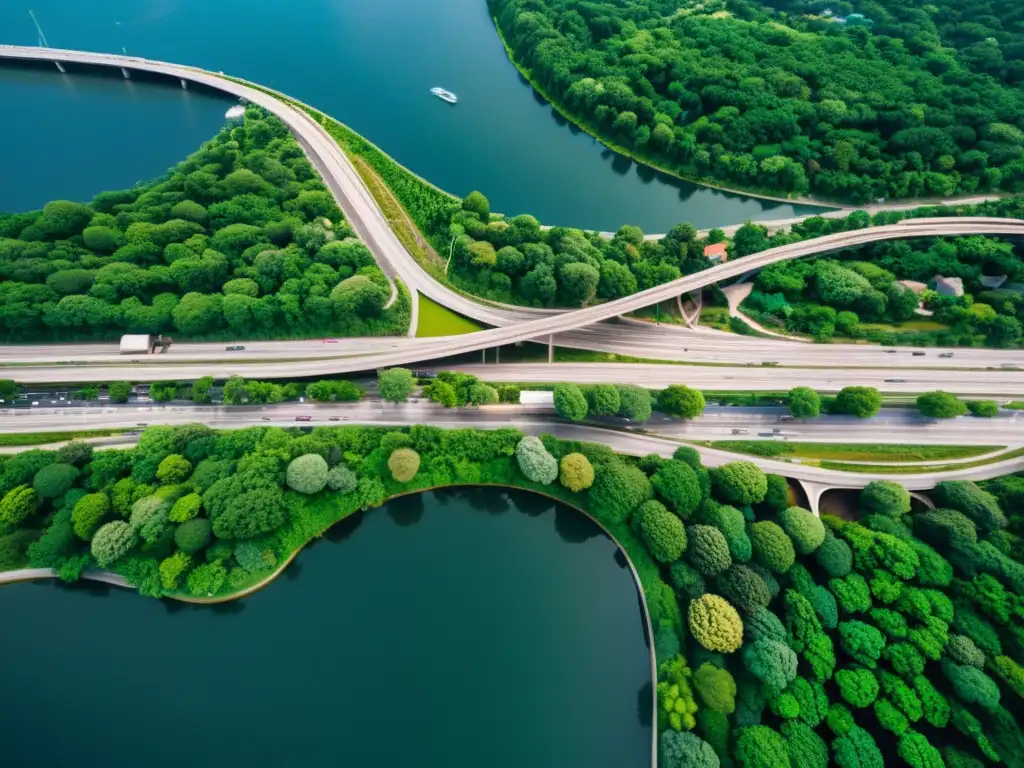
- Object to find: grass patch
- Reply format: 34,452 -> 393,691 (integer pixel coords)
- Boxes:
860,320 -> 950,333
1006,401 -> 1024,410
699,306 -> 733,330
630,300 -> 689,326
416,295 -> 485,338
704,440 -> 1002,463
0,429 -> 127,447
818,446 -> 1024,474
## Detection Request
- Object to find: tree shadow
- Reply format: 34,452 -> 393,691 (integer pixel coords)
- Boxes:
388,493 -> 425,527
465,488 -> 511,517
554,505 -> 600,544
323,510 -> 365,543
636,681 -> 654,727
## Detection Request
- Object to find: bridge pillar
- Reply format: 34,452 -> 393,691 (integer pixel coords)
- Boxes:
53,60 -> 65,73
180,78 -> 188,90
495,346 -> 499,364
547,335 -> 554,363
481,349 -> 486,364
121,67 -> 130,79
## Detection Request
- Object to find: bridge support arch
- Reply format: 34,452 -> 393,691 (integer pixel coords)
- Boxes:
121,67 -> 130,79
180,78 -> 187,89
53,60 -> 65,73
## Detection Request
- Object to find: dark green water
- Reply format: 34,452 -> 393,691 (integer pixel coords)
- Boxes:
0,0 -> 826,230
0,489 -> 651,768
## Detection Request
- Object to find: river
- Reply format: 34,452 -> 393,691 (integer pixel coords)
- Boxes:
0,489 -> 652,768
0,0 -> 827,230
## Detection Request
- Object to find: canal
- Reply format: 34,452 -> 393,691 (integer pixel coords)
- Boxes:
0,488 -> 652,767
0,0 -> 826,230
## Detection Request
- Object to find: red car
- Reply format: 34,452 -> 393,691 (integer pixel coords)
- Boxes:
295,415 -> 312,422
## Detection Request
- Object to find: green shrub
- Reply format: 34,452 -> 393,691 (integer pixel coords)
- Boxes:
716,564 -> 770,615
814,535 -> 852,578
174,518 -> 212,555
168,492 -> 202,523
744,606 -> 788,644
588,460 -> 652,524
286,453 -> 330,493
670,561 -> 706,600
587,384 -> 620,416
659,730 -> 718,768
689,594 -> 744,653
558,452 -> 594,492
186,561 -> 227,596
156,454 -> 192,484
750,521 -> 795,573
635,500 -> 687,563
693,662 -> 736,715
832,725 -> 883,768
657,655 -> 698,731
711,461 -> 767,505
686,525 -> 732,576
942,660 -> 1001,711
234,540 -> 276,572
658,385 -> 706,419
697,502 -> 750,562
860,480 -> 911,517
733,725 -> 789,768
90,520 -> 136,567
743,638 -> 798,692
763,474 -> 792,512
32,463 -> 80,499
71,493 -> 110,540
652,460 -> 702,518
0,485 -> 39,532
835,667 -> 879,708
829,573 -> 872,614
838,620 -> 886,668
326,464 -> 358,493
788,386 -> 821,419
514,437 -> 558,485
780,721 -> 828,768
778,506 -> 825,554
387,448 -> 420,483
897,731 -> 944,768
553,383 -> 588,421
159,551 -> 190,590
931,481 -> 1006,533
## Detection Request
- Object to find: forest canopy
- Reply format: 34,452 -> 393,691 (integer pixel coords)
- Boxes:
490,0 -> 1024,201
0,106 -> 406,342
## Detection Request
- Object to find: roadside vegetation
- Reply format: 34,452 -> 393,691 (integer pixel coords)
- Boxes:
490,0 -> 1024,202
0,106 -> 407,342
415,295 -> 485,338
705,442 -> 1001,463
742,236 -> 1023,347
0,430 -> 128,448
2,423 -> 1024,768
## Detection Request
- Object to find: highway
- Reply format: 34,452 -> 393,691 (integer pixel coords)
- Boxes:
2,46 -> 1023,388
2,401 -> 1020,489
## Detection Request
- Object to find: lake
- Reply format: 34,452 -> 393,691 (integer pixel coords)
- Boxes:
0,0 -> 827,230
0,488 -> 652,768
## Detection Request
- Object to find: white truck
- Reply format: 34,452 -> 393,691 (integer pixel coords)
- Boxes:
119,334 -> 173,355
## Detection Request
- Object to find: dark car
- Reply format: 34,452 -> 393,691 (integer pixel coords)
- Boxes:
295,415 -> 312,422
329,416 -> 340,421
912,351 -> 925,356
226,345 -> 246,352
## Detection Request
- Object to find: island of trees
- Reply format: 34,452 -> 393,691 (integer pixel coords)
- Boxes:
0,106 -> 406,342
1,419 -> 1023,768
490,0 -> 1024,201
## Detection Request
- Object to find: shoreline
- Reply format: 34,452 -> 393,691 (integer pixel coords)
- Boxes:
1,482 -> 659,768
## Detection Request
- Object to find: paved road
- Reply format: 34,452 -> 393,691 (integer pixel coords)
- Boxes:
1,401 -> 1020,489
2,46 -> 1024,387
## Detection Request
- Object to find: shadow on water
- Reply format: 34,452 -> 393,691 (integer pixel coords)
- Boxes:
610,154 -> 634,177
636,164 -> 657,184
554,505 -> 600,544
636,681 -> 653,727
323,509 -> 366,543
388,492 -> 426,527
55,579 -> 112,600
466,489 -> 513,517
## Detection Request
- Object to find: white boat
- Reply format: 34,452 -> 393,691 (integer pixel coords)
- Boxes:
430,87 -> 458,104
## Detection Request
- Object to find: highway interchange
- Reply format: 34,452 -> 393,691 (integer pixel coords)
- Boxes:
1,45 -> 1023,491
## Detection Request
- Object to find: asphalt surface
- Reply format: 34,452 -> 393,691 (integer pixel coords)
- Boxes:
2,46 -> 1023,389
2,400 -> 1021,489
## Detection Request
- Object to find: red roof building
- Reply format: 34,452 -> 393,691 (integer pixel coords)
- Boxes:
704,242 -> 728,263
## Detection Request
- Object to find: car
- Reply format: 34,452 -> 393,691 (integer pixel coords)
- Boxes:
778,415 -> 794,422
731,428 -> 748,435
30,401 -> 39,406
295,415 -> 312,422
261,417 -> 271,421
939,352 -> 954,358
884,349 -> 898,353
137,422 -> 148,426
329,416 -> 340,421
912,351 -> 926,356
226,345 -> 245,352
884,378 -> 905,383
323,339 -> 339,344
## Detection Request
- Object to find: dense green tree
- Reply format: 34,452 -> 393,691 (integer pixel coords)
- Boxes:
716,564 -> 770,615
788,387 -> 821,419
750,521 -> 795,573
174,517 -> 212,555
587,385 -> 620,417
860,481 -> 911,517
689,594 -> 744,653
917,391 -> 968,419
734,727 -> 789,768
636,500 -> 687,563
659,730 -> 719,768
616,385 -> 652,421
327,464 -> 358,493
835,387 -> 882,418
108,381 -> 133,403
553,383 -> 588,421
0,485 -> 39,532
156,454 -> 192,484
71,493 -> 110,541
91,520 -> 137,567
652,460 -> 702,519
686,525 -> 733,576
658,385 -> 706,419
378,368 -> 416,403
711,462 -> 767,506
693,663 -> 736,715
286,454 -> 329,494
32,463 -> 79,500
588,460 -> 652,524
515,437 -> 558,485
744,639 -> 798,692
779,507 -> 825,554
931,481 -> 1006,533
558,453 -> 594,492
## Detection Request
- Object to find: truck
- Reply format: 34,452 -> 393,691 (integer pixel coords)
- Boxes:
119,334 -> 173,355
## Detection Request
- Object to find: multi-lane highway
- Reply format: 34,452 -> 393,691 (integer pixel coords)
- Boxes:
1,45 -> 1023,390
2,401 -> 1020,489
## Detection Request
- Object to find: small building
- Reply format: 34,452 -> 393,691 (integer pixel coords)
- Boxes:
933,275 -> 964,298
980,274 -> 1008,289
519,390 -> 553,407
704,242 -> 729,264
899,280 -> 927,294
